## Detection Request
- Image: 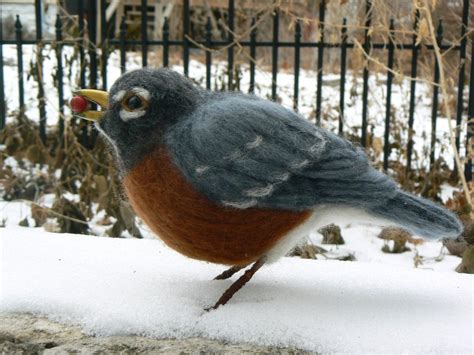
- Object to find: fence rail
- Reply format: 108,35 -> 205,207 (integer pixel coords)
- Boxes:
0,0 -> 473,181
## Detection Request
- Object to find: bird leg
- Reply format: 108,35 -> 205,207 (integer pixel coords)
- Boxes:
207,257 -> 266,311
213,265 -> 248,280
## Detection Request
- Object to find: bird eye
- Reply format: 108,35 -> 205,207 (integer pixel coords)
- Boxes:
123,94 -> 146,111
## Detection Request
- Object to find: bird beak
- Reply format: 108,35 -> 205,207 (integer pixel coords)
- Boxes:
72,89 -> 109,121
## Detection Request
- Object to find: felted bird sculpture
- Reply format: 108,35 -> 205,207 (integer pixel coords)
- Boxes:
71,68 -> 462,310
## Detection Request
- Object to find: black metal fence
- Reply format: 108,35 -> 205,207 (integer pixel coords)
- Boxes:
0,0 -> 473,180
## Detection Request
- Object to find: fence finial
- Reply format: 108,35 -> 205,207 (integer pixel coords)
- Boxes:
436,19 -> 444,44
15,15 -> 22,29
55,14 -> 63,32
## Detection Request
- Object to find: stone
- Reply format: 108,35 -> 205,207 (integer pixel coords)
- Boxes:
0,313 -> 314,354
455,245 -> 474,274
378,227 -> 414,254
318,224 -> 344,245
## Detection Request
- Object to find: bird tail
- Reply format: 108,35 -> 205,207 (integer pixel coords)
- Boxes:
368,190 -> 463,240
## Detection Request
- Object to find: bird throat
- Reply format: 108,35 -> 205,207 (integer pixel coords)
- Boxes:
122,147 -> 312,265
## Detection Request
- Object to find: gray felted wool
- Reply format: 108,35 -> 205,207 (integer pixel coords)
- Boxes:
98,67 -> 462,240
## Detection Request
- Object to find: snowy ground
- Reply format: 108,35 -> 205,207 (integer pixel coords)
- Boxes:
1,201 -> 472,354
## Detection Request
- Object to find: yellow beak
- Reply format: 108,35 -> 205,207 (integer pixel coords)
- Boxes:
72,89 -> 109,121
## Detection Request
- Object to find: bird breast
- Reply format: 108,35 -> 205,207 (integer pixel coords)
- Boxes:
122,147 -> 312,265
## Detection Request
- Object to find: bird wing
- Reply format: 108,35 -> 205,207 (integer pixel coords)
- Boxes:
165,93 -> 397,211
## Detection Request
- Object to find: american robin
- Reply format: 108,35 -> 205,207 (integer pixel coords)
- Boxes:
71,68 -> 462,310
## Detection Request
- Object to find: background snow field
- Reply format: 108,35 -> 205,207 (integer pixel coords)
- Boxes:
1,208 -> 472,354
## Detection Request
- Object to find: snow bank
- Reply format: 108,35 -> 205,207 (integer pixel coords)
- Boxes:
1,223 -> 472,354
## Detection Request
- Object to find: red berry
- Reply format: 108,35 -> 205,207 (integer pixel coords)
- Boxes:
70,96 -> 89,113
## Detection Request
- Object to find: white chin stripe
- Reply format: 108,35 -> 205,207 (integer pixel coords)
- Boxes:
120,109 -> 146,121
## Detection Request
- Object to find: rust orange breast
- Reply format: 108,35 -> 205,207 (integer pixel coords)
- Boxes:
123,147 -> 311,265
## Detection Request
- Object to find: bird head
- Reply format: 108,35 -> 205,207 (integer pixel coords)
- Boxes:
71,68 -> 203,170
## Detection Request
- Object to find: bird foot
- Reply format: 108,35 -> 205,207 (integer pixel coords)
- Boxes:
206,257 -> 266,311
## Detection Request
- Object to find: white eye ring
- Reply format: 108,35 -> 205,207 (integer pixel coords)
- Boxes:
112,90 -> 126,102
130,87 -> 151,101
120,109 -> 146,121
118,87 -> 151,122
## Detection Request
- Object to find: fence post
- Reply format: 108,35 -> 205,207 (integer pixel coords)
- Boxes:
162,17 -> 169,67
293,20 -> 301,111
361,0 -> 372,148
271,6 -> 279,101
15,16 -> 25,111
35,0 -> 47,144
205,17 -> 212,90
88,0 -> 98,90
249,17 -> 257,94
406,9 -> 420,175
315,0 -> 326,125
430,19 -> 443,166
100,0 -> 108,90
78,0 -> 86,88
465,37 -> 474,182
383,18 -> 395,172
119,16 -> 127,74
141,0 -> 148,67
78,1 -> 89,147
55,14 -> 65,140
87,0 -> 98,147
455,0 -> 469,168
0,18 -> 4,129
228,0 -> 235,90
339,18 -> 348,135
183,0 -> 190,76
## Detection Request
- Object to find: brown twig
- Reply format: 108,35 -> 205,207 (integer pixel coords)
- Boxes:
14,199 -> 91,225
353,38 -> 441,88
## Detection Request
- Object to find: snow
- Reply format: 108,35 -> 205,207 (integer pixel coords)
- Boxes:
1,201 -> 472,354
440,183 -> 461,203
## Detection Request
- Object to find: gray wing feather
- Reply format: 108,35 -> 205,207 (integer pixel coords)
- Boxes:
165,93 -> 464,239
166,93 -> 397,211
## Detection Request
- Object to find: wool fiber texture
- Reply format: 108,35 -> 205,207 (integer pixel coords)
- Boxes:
97,68 -> 206,171
123,147 -> 311,265
97,67 -> 463,241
